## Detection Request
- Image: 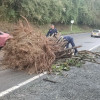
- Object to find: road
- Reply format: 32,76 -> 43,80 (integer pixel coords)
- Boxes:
0,33 -> 100,100
67,33 -> 100,51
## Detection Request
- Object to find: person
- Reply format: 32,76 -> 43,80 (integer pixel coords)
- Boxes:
46,24 -> 58,37
60,35 -> 78,55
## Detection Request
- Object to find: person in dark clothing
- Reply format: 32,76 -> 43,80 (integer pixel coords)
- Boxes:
60,35 -> 78,55
46,24 -> 58,37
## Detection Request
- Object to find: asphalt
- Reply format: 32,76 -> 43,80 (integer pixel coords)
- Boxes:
0,33 -> 100,100
0,69 -> 34,92
1,63 -> 100,100
66,33 -> 100,51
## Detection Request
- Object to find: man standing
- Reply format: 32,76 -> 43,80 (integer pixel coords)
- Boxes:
46,24 -> 58,37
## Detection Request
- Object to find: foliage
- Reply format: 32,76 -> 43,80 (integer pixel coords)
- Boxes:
0,0 -> 100,26
52,63 -> 70,72
66,58 -> 83,68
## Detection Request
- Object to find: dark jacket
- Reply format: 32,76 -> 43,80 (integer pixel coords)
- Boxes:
46,28 -> 58,37
63,36 -> 73,42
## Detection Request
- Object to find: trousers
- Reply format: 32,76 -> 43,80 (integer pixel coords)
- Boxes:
66,38 -> 78,53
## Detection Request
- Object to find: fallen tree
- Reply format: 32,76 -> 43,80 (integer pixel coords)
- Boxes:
3,23 -> 54,74
2,18 -> 74,74
2,18 -> 99,74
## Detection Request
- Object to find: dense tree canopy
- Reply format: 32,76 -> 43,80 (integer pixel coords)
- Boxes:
0,0 -> 100,26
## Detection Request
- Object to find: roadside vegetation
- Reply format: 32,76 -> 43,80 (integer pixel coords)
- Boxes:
0,0 -> 100,29
39,24 -> 93,35
0,0 -> 100,74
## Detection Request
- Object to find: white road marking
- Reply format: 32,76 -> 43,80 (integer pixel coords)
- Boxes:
0,72 -> 47,97
89,44 -> 100,51
0,44 -> 100,98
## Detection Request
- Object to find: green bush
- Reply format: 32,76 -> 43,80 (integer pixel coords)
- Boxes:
0,0 -> 100,26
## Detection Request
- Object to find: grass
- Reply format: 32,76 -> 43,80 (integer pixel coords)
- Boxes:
61,25 -> 93,35
39,24 -> 93,35
0,21 -> 93,35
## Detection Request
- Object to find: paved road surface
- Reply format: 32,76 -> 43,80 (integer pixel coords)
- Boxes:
0,33 -> 100,100
67,33 -> 100,51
